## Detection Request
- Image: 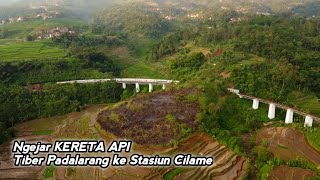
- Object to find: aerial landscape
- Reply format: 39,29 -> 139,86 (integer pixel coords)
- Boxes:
0,0 -> 320,179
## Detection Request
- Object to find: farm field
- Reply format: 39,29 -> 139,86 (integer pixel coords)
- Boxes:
269,165 -> 317,180
256,127 -> 320,165
0,40 -> 67,61
0,92 -> 248,180
0,18 -> 87,39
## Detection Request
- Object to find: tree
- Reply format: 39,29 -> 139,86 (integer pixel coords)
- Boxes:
25,35 -> 34,41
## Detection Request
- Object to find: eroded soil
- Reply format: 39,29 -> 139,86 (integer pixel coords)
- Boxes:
97,89 -> 200,145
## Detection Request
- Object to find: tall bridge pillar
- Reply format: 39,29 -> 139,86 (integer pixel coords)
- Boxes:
304,116 -> 313,127
122,83 -> 126,89
285,109 -> 294,124
162,84 -> 166,90
268,103 -> 276,119
252,99 -> 259,110
149,83 -> 153,93
135,83 -> 140,93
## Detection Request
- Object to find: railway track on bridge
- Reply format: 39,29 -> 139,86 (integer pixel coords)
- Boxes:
228,88 -> 320,126
238,93 -> 320,122
57,78 -> 180,93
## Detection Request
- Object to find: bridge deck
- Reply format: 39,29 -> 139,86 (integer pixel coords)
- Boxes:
236,93 -> 320,122
57,78 -> 179,85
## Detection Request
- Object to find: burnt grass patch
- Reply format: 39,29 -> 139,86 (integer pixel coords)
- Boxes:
97,89 -> 200,145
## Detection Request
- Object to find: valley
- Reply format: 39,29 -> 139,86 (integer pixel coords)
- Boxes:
0,0 -> 320,179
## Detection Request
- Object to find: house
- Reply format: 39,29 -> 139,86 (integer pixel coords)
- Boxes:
34,27 -> 76,40
17,17 -> 24,22
9,18 -> 15,23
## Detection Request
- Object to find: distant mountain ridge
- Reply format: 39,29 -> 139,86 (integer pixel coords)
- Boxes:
1,0 -> 320,17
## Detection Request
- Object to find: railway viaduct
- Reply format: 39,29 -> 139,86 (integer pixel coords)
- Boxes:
56,79 -> 318,127
57,78 -> 179,93
228,88 -> 320,127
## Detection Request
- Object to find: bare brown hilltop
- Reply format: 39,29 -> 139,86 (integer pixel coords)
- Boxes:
96,89 -> 200,145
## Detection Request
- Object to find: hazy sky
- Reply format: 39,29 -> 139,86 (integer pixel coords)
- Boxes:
0,0 -> 19,6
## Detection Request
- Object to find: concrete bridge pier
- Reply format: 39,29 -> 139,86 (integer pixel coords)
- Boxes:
135,83 -> 140,93
149,83 -> 153,92
304,116 -> 313,127
162,84 -> 166,90
285,109 -> 294,124
268,103 -> 276,119
252,99 -> 259,110
122,83 -> 126,89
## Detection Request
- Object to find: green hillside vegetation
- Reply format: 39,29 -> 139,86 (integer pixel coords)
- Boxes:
0,1 -> 319,178
0,82 -> 123,144
93,4 -> 177,38
0,40 -> 67,61
0,18 -> 87,39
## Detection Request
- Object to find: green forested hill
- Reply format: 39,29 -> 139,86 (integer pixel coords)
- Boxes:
93,4 -> 178,38
0,0 -> 319,166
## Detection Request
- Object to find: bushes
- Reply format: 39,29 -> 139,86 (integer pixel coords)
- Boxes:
0,59 -> 116,85
254,141 -> 319,179
287,158 -> 318,171
306,128 -> 320,151
165,114 -> 177,124
209,129 -> 242,153
110,113 -> 120,122
0,122 -> 15,144
0,82 -> 123,144
121,89 -> 133,101
258,163 -> 273,180
170,52 -> 205,70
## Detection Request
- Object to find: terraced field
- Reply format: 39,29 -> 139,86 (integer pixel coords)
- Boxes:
145,133 -> 248,180
256,127 -> 320,165
0,40 -> 67,61
0,102 -> 247,179
0,105 -> 105,179
0,134 -> 50,179
269,165 -> 317,180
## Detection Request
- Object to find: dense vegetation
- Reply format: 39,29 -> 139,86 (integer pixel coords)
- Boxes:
143,11 -> 320,179
0,82 -> 123,144
0,0 -> 320,178
149,15 -> 320,102
0,58 -> 117,85
93,4 -> 177,38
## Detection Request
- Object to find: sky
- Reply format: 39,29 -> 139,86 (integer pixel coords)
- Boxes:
0,0 -> 17,6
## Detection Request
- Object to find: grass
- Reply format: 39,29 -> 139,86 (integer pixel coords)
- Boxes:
57,115 -> 93,139
1,18 -> 86,39
15,116 -> 65,132
0,40 -> 67,61
44,165 -> 56,179
164,168 -> 187,180
306,128 -> 320,152
110,112 -> 120,122
288,91 -> 320,117
127,101 -> 144,112
277,144 -> 289,149
121,61 -> 165,79
0,39 -> 22,45
32,130 -> 54,135
258,163 -> 273,180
